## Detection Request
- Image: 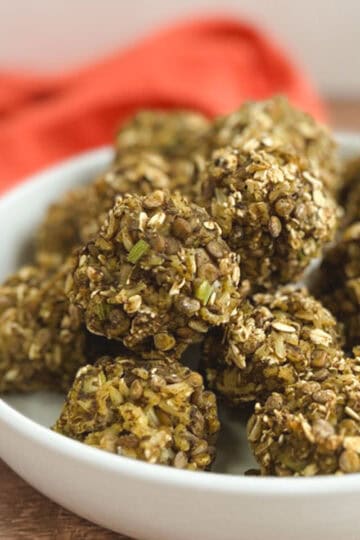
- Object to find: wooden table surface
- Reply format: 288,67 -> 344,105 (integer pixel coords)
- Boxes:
1,99 -> 360,540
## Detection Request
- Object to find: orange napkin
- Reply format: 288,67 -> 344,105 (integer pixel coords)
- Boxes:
0,16 -> 325,192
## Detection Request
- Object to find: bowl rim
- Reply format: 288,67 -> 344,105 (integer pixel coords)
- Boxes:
2,398 -> 360,495
1,131 -> 360,497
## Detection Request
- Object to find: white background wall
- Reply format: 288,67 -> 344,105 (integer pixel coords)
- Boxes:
0,0 -> 358,97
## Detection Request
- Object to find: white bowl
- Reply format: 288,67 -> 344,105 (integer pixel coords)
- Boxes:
1,134 -> 360,540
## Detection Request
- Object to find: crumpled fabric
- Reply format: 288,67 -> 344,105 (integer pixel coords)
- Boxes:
0,16 -> 325,191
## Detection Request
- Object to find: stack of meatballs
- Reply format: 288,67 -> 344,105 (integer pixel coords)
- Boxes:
2,96 -> 360,476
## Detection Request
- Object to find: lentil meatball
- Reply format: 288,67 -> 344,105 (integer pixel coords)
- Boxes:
115,110 -> 210,194
203,287 -> 343,405
248,349 -> 360,476
54,355 -> 220,470
35,152 -> 172,267
67,190 -> 242,359
210,96 -> 341,194
200,141 -> 340,289
0,264 -> 87,392
315,222 -> 360,350
340,156 -> 360,226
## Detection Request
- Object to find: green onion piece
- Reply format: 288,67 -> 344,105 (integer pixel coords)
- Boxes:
95,302 -> 110,321
98,371 -> 107,385
127,239 -> 150,264
215,188 -> 227,204
195,280 -> 214,305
